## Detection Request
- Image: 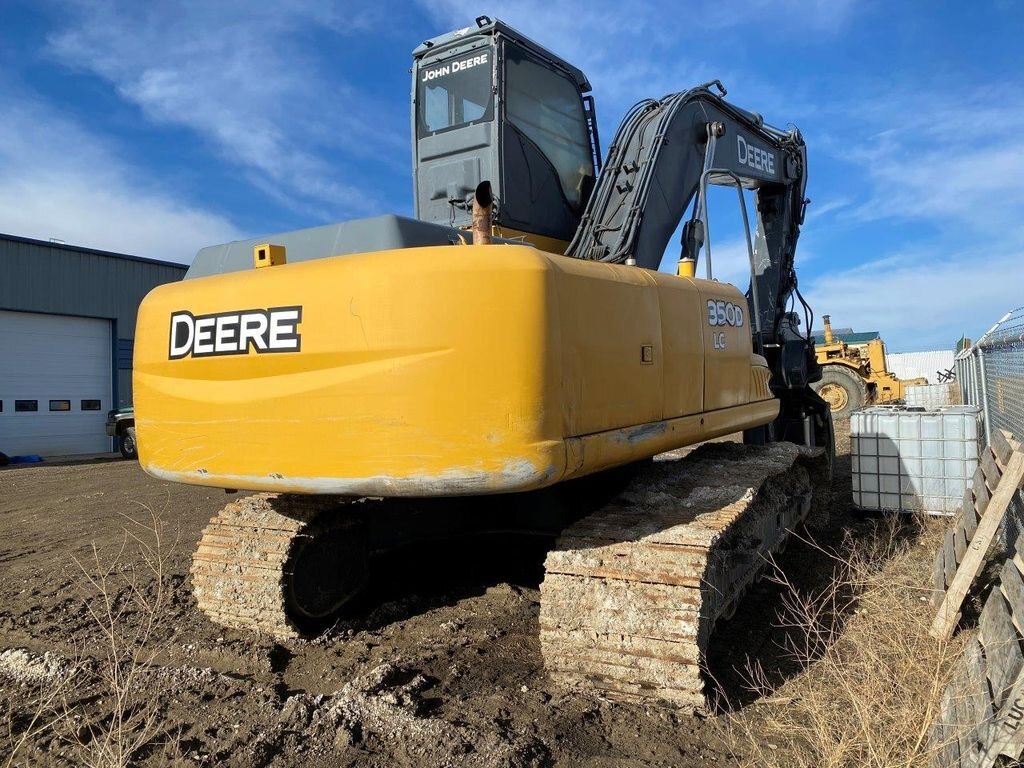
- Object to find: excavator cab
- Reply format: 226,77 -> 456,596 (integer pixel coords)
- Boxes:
412,16 -> 600,251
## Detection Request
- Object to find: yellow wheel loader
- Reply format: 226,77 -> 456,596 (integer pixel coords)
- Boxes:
813,314 -> 927,417
133,17 -> 832,711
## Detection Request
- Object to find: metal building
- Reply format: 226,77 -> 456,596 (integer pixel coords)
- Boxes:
0,233 -> 186,456
886,350 -> 955,383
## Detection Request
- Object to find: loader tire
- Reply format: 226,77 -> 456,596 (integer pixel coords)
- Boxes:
813,366 -> 867,417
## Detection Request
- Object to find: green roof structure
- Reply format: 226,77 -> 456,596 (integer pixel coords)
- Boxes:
812,329 -> 881,345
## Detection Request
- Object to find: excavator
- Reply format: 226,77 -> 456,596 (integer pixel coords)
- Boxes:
133,17 -> 833,711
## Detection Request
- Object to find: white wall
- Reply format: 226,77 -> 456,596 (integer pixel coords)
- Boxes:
887,350 -> 955,383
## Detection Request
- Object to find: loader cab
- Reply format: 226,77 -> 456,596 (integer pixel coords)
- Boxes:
412,17 -> 600,251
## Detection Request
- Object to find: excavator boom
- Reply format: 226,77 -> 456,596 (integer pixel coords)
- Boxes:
569,83 -> 828,451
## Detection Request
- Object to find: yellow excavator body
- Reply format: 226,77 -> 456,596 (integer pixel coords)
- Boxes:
128,18 -> 836,712
133,244 -> 776,496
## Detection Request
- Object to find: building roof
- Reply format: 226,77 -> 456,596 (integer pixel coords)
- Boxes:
0,232 -> 188,270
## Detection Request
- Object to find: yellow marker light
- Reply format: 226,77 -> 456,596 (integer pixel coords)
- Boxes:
254,243 -> 287,268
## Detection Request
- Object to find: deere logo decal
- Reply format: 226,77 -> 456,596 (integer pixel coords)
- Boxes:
736,135 -> 776,176
169,307 -> 302,359
420,52 -> 488,82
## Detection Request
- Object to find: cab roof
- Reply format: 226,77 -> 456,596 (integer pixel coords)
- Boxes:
412,16 -> 592,93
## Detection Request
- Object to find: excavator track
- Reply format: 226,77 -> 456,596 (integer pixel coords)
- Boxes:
539,441 -> 824,711
191,494 -> 367,639
189,441 -> 825,714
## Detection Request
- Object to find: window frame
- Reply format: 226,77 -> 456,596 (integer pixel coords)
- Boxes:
500,42 -> 593,211
415,44 -> 495,139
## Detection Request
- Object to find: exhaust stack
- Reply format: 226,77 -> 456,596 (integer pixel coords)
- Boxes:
472,181 -> 494,245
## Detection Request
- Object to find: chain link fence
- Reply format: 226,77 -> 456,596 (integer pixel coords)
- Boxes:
957,306 -> 1024,550
957,307 -> 1024,444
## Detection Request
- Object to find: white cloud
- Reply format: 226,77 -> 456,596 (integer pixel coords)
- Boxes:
0,93 -> 242,262
416,1 -> 696,111
803,245 -> 1024,352
15,0 -> 1011,355
792,83 -> 1024,349
416,0 -> 861,117
819,86 -> 1024,231
700,237 -> 756,289
806,197 -> 852,219
45,0 -> 407,219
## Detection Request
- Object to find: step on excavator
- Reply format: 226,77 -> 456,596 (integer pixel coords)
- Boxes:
133,17 -> 833,711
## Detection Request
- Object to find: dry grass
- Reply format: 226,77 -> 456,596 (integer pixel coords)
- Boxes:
2,657 -> 83,768
720,515 -> 966,767
66,503 -> 178,767
2,504 -> 179,768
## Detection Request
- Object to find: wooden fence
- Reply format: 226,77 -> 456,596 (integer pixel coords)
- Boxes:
929,430 -> 1024,766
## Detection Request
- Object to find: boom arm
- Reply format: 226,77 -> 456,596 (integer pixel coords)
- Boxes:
568,83 -> 831,450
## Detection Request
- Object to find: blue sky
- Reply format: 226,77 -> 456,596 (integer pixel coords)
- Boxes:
2,1 -> 1022,352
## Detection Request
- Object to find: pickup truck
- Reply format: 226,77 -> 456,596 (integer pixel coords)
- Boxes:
105,407 -> 137,459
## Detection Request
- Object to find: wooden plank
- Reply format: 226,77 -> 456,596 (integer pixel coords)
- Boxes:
965,638 -> 996,749
1013,535 -> 1024,578
938,687 -> 962,767
944,529 -> 958,582
954,667 -> 975,765
982,450 -> 1002,494
964,485 -> 975,515
955,522 -> 969,563
964,503 -> 979,541
933,551 -> 948,606
979,591 -> 1024,707
932,450 -> 1024,640
934,556 -> 948,603
983,666 -> 1024,763
973,470 -> 991,517
1001,558 -> 1024,637
927,722 -> 949,768
993,430 -> 1014,468
929,708 -> 945,768
932,734 -> 960,768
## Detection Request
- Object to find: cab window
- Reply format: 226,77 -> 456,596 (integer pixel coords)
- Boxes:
504,47 -> 592,210
417,49 -> 493,136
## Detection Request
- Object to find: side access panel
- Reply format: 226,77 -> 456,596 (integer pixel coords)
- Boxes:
696,281 -> 756,411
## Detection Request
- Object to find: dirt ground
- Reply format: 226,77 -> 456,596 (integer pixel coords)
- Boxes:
0,419 -> 921,767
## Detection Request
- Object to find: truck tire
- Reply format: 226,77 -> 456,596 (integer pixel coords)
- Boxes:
119,426 -> 138,460
812,366 -> 867,418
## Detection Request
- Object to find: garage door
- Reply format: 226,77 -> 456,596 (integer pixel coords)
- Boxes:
0,310 -> 112,456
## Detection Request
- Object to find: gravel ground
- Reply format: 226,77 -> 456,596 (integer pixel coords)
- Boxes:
0,420 -> 879,767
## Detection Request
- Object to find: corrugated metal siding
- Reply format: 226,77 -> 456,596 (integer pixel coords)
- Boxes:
0,237 -> 186,337
887,350 -> 956,383
0,235 -> 187,408
118,370 -> 133,408
117,338 -> 134,369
